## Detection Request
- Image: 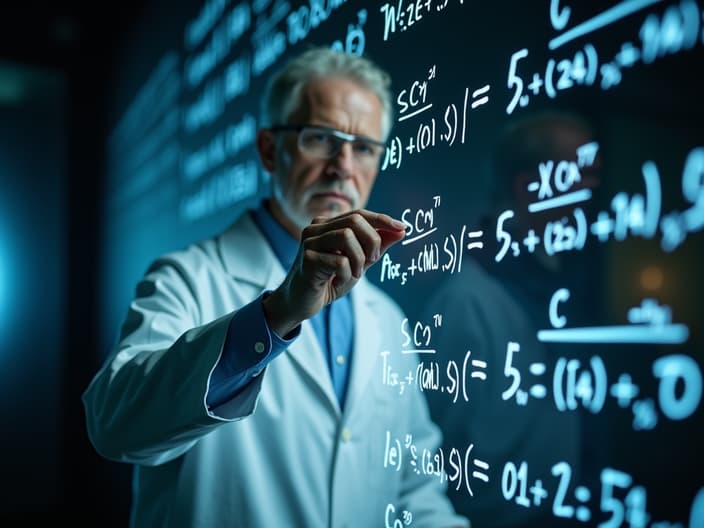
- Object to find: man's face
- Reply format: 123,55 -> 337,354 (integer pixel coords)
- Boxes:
264,76 -> 385,236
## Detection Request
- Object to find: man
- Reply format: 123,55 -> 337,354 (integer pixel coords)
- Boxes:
82,47 -> 468,527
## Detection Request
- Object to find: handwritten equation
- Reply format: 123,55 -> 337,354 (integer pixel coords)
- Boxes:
379,0 -> 465,41
506,0 -> 704,114
381,313 -> 488,401
382,143 -> 703,291
381,66 -> 489,171
383,430 -> 489,497
379,195 -> 485,286
501,459 -> 704,527
496,144 -> 704,260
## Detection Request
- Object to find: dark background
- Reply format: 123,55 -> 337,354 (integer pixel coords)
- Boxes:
1,1 -> 702,526
0,3 -> 144,524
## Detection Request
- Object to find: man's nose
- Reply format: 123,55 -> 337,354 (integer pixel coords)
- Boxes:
326,141 -> 355,179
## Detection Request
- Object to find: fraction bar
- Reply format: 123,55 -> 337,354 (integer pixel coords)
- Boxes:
528,188 -> 592,212
398,103 -> 433,122
549,0 -> 664,50
402,227 -> 438,245
537,324 -> 689,344
401,349 -> 437,354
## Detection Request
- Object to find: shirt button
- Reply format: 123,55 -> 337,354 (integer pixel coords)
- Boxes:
341,429 -> 352,443
336,354 -> 345,365
254,341 -> 265,354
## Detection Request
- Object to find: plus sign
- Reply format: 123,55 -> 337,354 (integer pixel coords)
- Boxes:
407,258 -> 418,276
528,73 -> 543,95
610,373 -> 639,408
591,211 -> 615,242
406,137 -> 416,154
523,229 -> 540,253
405,370 -> 414,386
530,479 -> 548,506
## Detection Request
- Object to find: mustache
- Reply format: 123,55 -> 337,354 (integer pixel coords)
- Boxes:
306,182 -> 360,205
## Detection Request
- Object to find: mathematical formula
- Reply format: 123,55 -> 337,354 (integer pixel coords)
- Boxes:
500,459 -> 704,527
383,430 -> 490,497
381,66 -> 489,171
383,143 -> 703,291
507,0 -> 704,114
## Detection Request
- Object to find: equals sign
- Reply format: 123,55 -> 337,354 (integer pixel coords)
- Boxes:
471,359 -> 487,380
471,85 -> 490,109
467,230 -> 484,250
472,458 -> 490,482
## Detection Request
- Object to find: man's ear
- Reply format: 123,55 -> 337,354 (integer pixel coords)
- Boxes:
256,128 -> 277,173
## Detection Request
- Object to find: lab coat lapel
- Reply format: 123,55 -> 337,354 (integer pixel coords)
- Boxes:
286,316 -> 340,416
219,213 -> 340,416
219,213 -> 280,288
344,277 -> 383,420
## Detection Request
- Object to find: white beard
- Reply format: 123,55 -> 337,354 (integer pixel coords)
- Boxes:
271,176 -> 362,231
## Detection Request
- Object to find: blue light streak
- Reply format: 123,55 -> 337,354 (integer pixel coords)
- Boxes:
0,247 -> 4,312
537,324 -> 689,344
549,0 -> 665,50
0,226 -> 5,341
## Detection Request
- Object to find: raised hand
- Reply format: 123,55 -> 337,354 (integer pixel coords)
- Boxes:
263,210 -> 406,337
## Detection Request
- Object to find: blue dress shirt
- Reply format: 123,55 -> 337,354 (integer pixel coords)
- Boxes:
207,202 -> 355,409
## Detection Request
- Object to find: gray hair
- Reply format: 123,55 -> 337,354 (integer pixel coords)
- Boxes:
260,46 -> 394,141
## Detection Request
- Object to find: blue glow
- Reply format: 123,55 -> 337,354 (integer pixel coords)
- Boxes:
0,231 -> 4,333
0,223 -> 6,342
538,324 -> 689,344
549,0 -> 665,49
691,488 -> 704,528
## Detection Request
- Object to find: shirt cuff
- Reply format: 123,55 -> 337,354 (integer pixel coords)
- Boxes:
206,292 -> 300,408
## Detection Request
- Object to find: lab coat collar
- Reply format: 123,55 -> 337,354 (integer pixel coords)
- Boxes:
218,212 -> 281,288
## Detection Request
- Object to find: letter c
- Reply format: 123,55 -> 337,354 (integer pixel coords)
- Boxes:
550,0 -> 571,30
549,288 -> 570,328
385,504 -> 403,528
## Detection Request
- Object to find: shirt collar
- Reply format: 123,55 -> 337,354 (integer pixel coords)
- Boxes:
250,200 -> 299,271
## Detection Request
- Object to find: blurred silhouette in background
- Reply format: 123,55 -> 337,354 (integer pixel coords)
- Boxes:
423,109 -> 607,527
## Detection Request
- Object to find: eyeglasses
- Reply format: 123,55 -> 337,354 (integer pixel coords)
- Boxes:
270,124 -> 386,168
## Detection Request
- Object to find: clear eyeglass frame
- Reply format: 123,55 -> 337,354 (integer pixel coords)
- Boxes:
270,124 -> 386,168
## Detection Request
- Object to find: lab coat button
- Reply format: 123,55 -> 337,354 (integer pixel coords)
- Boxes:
254,341 -> 265,354
341,429 -> 352,443
336,354 -> 345,365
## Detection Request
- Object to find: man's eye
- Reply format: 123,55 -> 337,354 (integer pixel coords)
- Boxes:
353,141 -> 374,155
307,133 -> 328,144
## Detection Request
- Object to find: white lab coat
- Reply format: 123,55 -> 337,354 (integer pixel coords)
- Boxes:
83,213 -> 468,528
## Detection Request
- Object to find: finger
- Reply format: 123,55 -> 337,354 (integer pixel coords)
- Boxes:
305,209 -> 405,236
356,209 -> 407,233
376,227 -> 407,254
310,215 -> 330,225
302,212 -> 383,266
303,249 -> 354,291
303,228 -> 366,278
330,254 -> 354,292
